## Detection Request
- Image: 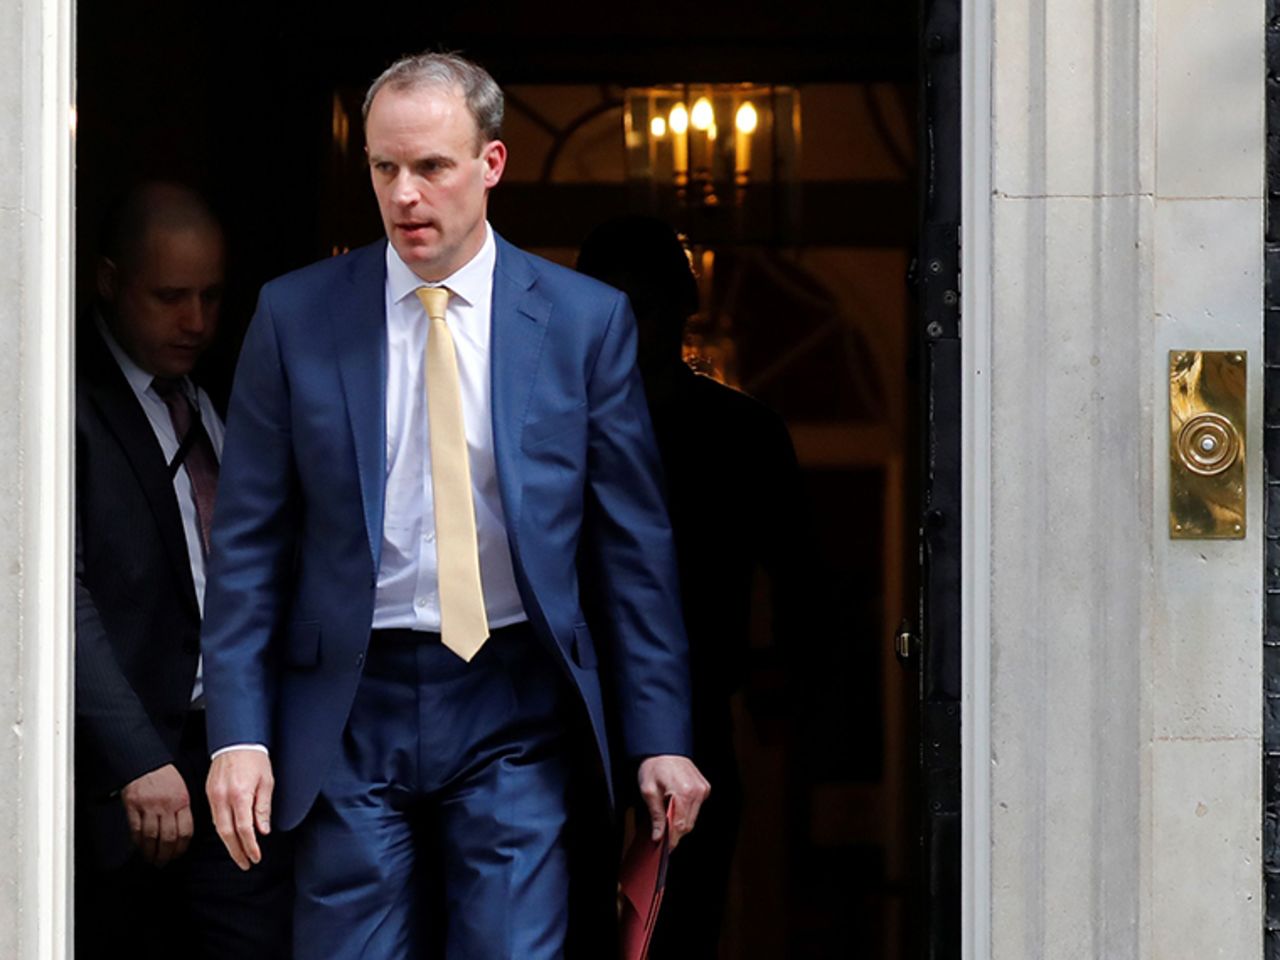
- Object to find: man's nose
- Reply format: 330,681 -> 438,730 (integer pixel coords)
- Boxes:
178,296 -> 214,336
391,171 -> 420,207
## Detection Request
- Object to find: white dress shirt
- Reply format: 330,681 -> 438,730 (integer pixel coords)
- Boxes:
374,224 -> 527,631
98,315 -> 225,704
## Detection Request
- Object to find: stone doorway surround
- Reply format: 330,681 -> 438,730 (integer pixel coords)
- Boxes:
0,0 -> 75,958
968,0 -> 1265,958
960,0 -> 992,953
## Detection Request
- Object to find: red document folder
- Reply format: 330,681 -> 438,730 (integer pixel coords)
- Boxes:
618,798 -> 675,960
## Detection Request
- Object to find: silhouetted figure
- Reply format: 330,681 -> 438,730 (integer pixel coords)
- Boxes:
75,182 -> 292,960
579,216 -> 817,957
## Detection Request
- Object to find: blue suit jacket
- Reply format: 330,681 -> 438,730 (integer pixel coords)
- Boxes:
201,235 -> 693,830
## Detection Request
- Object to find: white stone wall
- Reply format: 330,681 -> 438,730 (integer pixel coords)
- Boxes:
0,1 -> 74,959
0,0 -> 27,950
981,0 -> 1264,957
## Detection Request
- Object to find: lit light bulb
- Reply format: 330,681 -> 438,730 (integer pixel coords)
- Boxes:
668,103 -> 689,135
734,101 -> 756,181
690,97 -> 714,131
650,116 -> 667,138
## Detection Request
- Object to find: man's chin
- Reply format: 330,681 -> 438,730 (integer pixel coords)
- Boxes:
151,354 -> 200,380
392,241 -> 450,280
391,235 -> 427,257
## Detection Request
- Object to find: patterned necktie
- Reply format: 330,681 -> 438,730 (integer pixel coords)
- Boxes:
153,377 -> 219,555
415,286 -> 490,661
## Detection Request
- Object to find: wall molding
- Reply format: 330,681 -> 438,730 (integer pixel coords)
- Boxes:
960,0 -> 994,955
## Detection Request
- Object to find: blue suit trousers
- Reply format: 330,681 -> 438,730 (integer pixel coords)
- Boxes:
292,624 -> 572,960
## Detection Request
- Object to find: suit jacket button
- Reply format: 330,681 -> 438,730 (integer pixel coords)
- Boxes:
356,652 -> 365,667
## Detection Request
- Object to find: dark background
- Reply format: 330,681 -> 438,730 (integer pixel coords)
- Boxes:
75,4 -> 922,956
76,0 -> 915,389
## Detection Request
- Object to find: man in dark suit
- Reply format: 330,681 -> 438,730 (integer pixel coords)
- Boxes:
75,182 -> 291,960
579,216 -> 821,956
201,53 -> 709,959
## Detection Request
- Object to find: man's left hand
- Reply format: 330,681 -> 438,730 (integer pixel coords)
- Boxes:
637,755 -> 711,850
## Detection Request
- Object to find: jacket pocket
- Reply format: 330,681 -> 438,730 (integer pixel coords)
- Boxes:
284,620 -> 321,668
571,622 -> 598,670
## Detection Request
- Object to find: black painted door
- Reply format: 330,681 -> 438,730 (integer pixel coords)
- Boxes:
914,0 -> 962,955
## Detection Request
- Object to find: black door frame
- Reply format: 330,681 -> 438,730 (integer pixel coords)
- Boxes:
917,0 -> 962,955
1262,3 -> 1280,954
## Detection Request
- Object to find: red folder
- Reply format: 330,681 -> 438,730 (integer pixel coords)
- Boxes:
619,798 -> 674,960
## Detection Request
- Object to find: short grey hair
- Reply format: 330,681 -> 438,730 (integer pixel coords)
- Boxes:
362,52 -> 504,149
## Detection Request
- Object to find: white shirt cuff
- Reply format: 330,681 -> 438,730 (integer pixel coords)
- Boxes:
210,743 -> 270,760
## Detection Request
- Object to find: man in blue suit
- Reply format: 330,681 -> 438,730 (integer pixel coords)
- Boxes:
201,52 -> 709,958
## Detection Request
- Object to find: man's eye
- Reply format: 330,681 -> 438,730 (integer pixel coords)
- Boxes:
154,290 -> 185,304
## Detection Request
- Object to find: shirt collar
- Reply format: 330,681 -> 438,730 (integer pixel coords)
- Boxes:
95,311 -> 172,400
386,222 -> 495,309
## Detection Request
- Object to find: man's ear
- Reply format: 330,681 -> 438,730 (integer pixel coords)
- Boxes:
481,140 -> 508,189
96,257 -> 118,303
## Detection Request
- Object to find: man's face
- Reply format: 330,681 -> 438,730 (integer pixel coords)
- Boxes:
365,84 -> 507,282
99,224 -> 224,379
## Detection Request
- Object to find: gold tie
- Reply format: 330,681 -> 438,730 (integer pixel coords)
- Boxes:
416,286 -> 489,661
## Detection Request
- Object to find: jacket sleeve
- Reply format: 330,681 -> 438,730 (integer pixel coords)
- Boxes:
201,287 -> 299,753
74,507 -> 173,796
582,292 -> 693,760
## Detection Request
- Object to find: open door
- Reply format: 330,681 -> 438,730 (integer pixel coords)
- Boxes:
912,0 -> 962,955
74,4 -> 942,956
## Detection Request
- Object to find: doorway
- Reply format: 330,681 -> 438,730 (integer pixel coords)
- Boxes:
73,3 -> 956,956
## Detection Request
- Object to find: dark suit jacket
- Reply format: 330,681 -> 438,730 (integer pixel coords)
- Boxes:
75,322 -> 205,870
201,234 -> 693,829
646,365 -> 815,752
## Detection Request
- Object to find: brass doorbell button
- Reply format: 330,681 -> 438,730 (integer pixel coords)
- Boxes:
1169,351 -> 1246,540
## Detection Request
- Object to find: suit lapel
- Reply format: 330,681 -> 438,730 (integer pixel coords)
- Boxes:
332,242 -> 390,572
81,326 -> 200,616
490,236 -> 550,541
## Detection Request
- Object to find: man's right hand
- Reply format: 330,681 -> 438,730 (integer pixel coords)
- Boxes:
206,749 -> 274,870
121,763 -> 193,866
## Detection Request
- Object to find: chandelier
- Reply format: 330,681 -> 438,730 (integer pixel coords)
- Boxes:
624,84 -> 800,236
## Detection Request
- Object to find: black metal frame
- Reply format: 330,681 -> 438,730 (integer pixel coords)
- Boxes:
1264,7 -> 1280,956
917,0 -> 962,955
